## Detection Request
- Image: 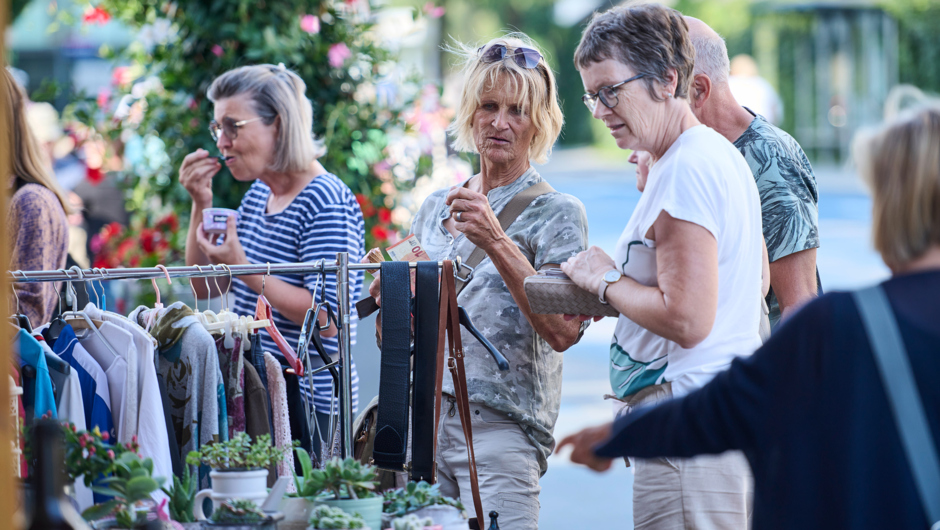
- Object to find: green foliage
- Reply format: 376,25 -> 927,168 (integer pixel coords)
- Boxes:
161,465 -> 197,523
291,450 -> 378,500
186,433 -> 286,471
382,480 -> 464,517
390,514 -> 434,530
67,0 -> 429,254
210,499 -> 268,524
883,0 -> 940,94
83,452 -> 165,528
309,505 -> 366,529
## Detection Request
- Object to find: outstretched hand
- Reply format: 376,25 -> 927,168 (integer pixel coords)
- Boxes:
555,422 -> 615,472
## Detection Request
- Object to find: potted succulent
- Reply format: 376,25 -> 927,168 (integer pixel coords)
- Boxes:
82,452 -> 165,529
381,482 -> 466,530
282,451 -> 382,530
309,505 -> 367,530
186,433 -> 287,520
162,465 -> 197,523
205,499 -> 280,529
388,514 -> 438,530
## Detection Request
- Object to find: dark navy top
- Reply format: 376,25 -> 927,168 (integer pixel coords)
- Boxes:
596,270 -> 940,529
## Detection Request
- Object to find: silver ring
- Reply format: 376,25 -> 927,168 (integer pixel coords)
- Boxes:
456,211 -> 462,222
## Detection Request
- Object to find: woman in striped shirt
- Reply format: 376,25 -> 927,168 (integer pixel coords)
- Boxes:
179,64 -> 365,458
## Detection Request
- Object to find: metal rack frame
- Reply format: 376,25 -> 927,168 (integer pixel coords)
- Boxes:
8,254 -> 433,459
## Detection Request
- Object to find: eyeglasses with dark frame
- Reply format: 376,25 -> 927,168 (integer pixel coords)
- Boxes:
209,116 -> 263,142
582,73 -> 649,113
477,44 -> 543,70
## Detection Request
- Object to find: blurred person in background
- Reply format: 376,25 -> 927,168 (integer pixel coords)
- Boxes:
4,66 -> 73,324
559,104 -> 940,530
686,17 -> 820,328
369,33 -> 588,528
564,5 -> 764,527
728,53 -> 784,125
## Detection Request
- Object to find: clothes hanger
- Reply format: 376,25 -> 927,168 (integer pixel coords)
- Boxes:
56,268 -> 122,364
254,261 -> 305,375
144,265 -> 172,332
41,269 -> 72,344
9,272 -> 33,332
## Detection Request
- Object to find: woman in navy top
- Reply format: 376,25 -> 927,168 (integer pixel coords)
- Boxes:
558,106 -> 940,528
180,64 -> 364,455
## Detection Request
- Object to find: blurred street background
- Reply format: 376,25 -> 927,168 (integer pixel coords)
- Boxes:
5,0 -> 938,526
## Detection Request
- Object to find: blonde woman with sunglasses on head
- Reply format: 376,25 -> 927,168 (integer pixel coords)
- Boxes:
179,64 -> 365,458
367,34 -> 588,528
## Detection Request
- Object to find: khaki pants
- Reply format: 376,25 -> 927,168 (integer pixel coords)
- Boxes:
437,397 -> 541,530
615,383 -> 754,530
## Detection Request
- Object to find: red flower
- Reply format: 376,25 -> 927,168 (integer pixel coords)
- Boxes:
82,6 -> 111,25
140,229 -> 156,253
370,225 -> 390,242
378,207 -> 392,224
87,166 -> 103,184
355,193 -> 376,217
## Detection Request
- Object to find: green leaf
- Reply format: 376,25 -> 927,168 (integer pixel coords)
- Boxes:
82,499 -> 122,521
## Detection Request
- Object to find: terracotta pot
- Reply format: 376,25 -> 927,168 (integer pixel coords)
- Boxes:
193,469 -> 269,520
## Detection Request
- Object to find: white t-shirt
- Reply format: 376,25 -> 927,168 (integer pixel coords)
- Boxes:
609,125 -> 763,398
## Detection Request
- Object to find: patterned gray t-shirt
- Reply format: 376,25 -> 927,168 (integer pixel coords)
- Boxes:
733,110 -> 821,327
411,167 -> 589,474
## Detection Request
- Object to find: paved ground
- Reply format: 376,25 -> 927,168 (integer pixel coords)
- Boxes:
351,147 -> 889,528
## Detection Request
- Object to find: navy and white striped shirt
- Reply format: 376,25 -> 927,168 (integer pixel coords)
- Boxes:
232,173 -> 364,414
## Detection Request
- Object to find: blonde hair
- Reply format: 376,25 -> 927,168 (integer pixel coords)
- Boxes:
3,67 -> 73,214
854,105 -> 940,269
208,64 -> 326,173
447,34 -> 563,165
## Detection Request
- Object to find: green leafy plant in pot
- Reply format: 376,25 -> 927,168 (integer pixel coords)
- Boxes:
161,465 -> 197,523
206,499 -> 278,529
186,433 -> 287,520
309,505 -> 366,530
286,451 -> 382,530
82,452 -> 165,529
382,482 -> 466,529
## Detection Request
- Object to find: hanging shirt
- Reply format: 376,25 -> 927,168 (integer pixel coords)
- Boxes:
17,329 -> 57,419
264,351 -> 295,490
230,173 -> 364,414
56,366 -> 95,511
78,321 -> 135,444
53,325 -> 115,441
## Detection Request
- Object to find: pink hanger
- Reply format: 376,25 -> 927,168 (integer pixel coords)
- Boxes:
146,265 -> 173,331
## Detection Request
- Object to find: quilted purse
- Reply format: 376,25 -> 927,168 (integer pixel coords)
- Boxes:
524,268 -> 621,318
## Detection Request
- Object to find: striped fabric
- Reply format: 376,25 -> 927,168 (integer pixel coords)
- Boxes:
231,174 -> 364,414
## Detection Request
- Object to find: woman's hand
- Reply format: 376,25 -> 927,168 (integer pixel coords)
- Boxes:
195,216 -> 248,266
561,246 -> 618,294
555,422 -> 615,472
446,186 -> 507,252
180,149 -> 221,206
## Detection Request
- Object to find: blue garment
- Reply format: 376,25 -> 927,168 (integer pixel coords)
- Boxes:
594,270 -> 940,529
17,329 -> 57,419
53,326 -> 115,440
231,173 -> 364,414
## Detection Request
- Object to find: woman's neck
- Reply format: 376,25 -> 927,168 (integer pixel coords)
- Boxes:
261,160 -> 326,213
648,99 -> 701,163
891,246 -> 940,276
475,156 -> 531,195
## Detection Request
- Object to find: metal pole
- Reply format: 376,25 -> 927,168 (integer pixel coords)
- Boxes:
336,252 -> 354,458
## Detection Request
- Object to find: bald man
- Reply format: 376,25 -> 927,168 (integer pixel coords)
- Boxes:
685,17 -> 821,328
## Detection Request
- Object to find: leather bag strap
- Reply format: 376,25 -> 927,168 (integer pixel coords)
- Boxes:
455,180 -> 555,296
411,261 -> 440,482
441,262 -> 485,524
373,261 -> 412,470
853,285 -> 940,529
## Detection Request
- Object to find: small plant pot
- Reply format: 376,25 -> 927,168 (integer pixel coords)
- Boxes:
410,505 -> 468,530
193,469 -> 269,520
315,496 -> 383,530
279,496 -> 316,530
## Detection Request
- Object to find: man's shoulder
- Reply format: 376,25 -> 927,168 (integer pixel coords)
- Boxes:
735,116 -> 814,179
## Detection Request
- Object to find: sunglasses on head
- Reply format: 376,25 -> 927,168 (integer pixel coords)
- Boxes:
478,44 -> 543,69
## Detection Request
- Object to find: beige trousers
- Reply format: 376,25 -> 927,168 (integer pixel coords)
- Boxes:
616,383 -> 754,530
436,397 -> 541,530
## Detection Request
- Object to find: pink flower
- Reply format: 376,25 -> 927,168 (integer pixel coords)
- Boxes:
211,44 -> 224,57
82,6 -> 111,25
423,2 -> 445,18
96,88 -> 111,109
328,43 -> 351,68
107,450 -> 115,459
300,14 -> 320,34
101,431 -> 109,441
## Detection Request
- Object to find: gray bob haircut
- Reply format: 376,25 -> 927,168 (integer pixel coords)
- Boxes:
447,33 -> 563,165
574,3 -> 695,101
208,64 -> 326,173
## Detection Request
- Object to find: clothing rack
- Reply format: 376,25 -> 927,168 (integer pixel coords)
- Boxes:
8,253 -> 442,458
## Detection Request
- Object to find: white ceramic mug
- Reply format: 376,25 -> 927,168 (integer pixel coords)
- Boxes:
193,469 -> 269,520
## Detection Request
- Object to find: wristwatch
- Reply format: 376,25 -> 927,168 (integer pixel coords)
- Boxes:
598,269 -> 623,304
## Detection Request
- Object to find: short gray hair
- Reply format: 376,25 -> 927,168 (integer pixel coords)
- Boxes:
208,64 -> 326,173
689,28 -> 730,84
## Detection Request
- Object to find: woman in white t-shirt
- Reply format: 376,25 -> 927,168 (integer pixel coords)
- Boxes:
560,4 -> 764,528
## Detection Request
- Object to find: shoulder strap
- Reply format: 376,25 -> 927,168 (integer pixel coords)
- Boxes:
455,180 -> 555,296
410,261 -> 440,482
853,285 -> 940,529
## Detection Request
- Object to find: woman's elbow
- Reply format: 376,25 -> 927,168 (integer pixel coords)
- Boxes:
670,315 -> 713,349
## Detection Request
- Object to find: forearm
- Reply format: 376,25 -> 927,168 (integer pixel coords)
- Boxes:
769,248 -> 818,321
238,273 -> 335,334
604,278 -> 706,349
487,237 -> 581,352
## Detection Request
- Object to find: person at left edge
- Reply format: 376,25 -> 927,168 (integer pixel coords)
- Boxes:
179,64 -> 366,454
